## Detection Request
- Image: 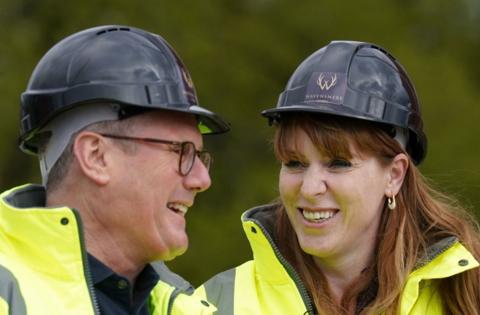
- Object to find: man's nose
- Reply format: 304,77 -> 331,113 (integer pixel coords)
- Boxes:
184,157 -> 212,192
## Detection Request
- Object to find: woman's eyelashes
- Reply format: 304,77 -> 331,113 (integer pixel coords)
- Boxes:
282,157 -> 352,171
327,158 -> 352,169
283,159 -> 306,169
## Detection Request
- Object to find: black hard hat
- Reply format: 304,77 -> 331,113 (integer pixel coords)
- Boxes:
20,25 -> 230,155
262,41 -> 427,165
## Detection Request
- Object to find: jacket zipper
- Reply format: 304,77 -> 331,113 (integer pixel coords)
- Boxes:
72,209 -> 101,315
250,218 -> 316,315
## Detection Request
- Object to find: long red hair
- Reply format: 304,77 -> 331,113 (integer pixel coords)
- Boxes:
274,113 -> 480,314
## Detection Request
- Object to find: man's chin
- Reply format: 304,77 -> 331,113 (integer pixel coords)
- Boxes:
158,243 -> 189,262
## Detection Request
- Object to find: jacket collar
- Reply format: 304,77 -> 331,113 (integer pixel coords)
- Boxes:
241,204 -> 303,284
242,204 -> 480,309
401,239 -> 479,314
241,204 -> 316,313
0,184 -> 195,292
242,204 -> 479,278
3,184 -> 47,208
0,184 -> 88,283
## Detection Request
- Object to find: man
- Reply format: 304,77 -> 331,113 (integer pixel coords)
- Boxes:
0,25 -> 229,314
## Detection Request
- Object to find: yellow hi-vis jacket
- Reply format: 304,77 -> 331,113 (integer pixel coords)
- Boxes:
0,184 -> 216,315
196,204 -> 479,314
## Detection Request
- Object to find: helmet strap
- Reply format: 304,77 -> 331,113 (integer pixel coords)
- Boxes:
393,126 -> 409,151
38,103 -> 120,185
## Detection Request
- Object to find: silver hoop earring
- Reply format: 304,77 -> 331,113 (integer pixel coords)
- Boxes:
387,195 -> 396,210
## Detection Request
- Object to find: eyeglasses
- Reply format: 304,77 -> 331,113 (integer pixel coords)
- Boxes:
99,133 -> 211,176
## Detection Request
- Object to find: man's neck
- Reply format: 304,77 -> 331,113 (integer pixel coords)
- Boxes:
47,185 -> 146,284
86,238 -> 145,284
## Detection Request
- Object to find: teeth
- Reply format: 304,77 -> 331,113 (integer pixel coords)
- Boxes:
302,209 -> 334,222
167,203 -> 188,215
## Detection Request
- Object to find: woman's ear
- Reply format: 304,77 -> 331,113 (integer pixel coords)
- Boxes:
386,153 -> 409,196
73,131 -> 110,185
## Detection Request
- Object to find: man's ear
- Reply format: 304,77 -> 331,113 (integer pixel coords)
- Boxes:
73,131 -> 110,185
386,153 -> 410,196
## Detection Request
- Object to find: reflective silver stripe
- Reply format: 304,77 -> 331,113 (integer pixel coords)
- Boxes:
204,268 -> 235,315
0,265 -> 27,315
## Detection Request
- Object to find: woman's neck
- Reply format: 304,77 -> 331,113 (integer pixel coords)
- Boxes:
313,245 -> 375,303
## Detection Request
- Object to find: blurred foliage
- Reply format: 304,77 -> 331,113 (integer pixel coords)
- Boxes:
0,0 -> 478,286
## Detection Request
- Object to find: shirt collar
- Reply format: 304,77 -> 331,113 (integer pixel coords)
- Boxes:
87,253 -> 160,286
88,253 -> 115,284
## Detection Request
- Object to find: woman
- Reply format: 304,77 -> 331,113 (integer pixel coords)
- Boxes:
196,41 -> 480,314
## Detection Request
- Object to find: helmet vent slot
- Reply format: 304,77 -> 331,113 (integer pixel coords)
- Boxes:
96,27 -> 131,36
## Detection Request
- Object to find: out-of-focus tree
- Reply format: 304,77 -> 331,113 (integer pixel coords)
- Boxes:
0,0 -> 478,285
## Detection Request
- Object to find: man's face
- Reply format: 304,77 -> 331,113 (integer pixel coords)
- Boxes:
105,110 -> 211,263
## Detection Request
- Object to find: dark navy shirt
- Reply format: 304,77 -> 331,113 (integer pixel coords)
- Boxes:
88,254 -> 160,315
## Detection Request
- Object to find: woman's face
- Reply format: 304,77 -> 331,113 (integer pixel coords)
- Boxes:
279,129 -> 391,266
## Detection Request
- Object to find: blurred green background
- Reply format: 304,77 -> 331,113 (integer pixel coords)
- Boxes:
0,0 -> 479,286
